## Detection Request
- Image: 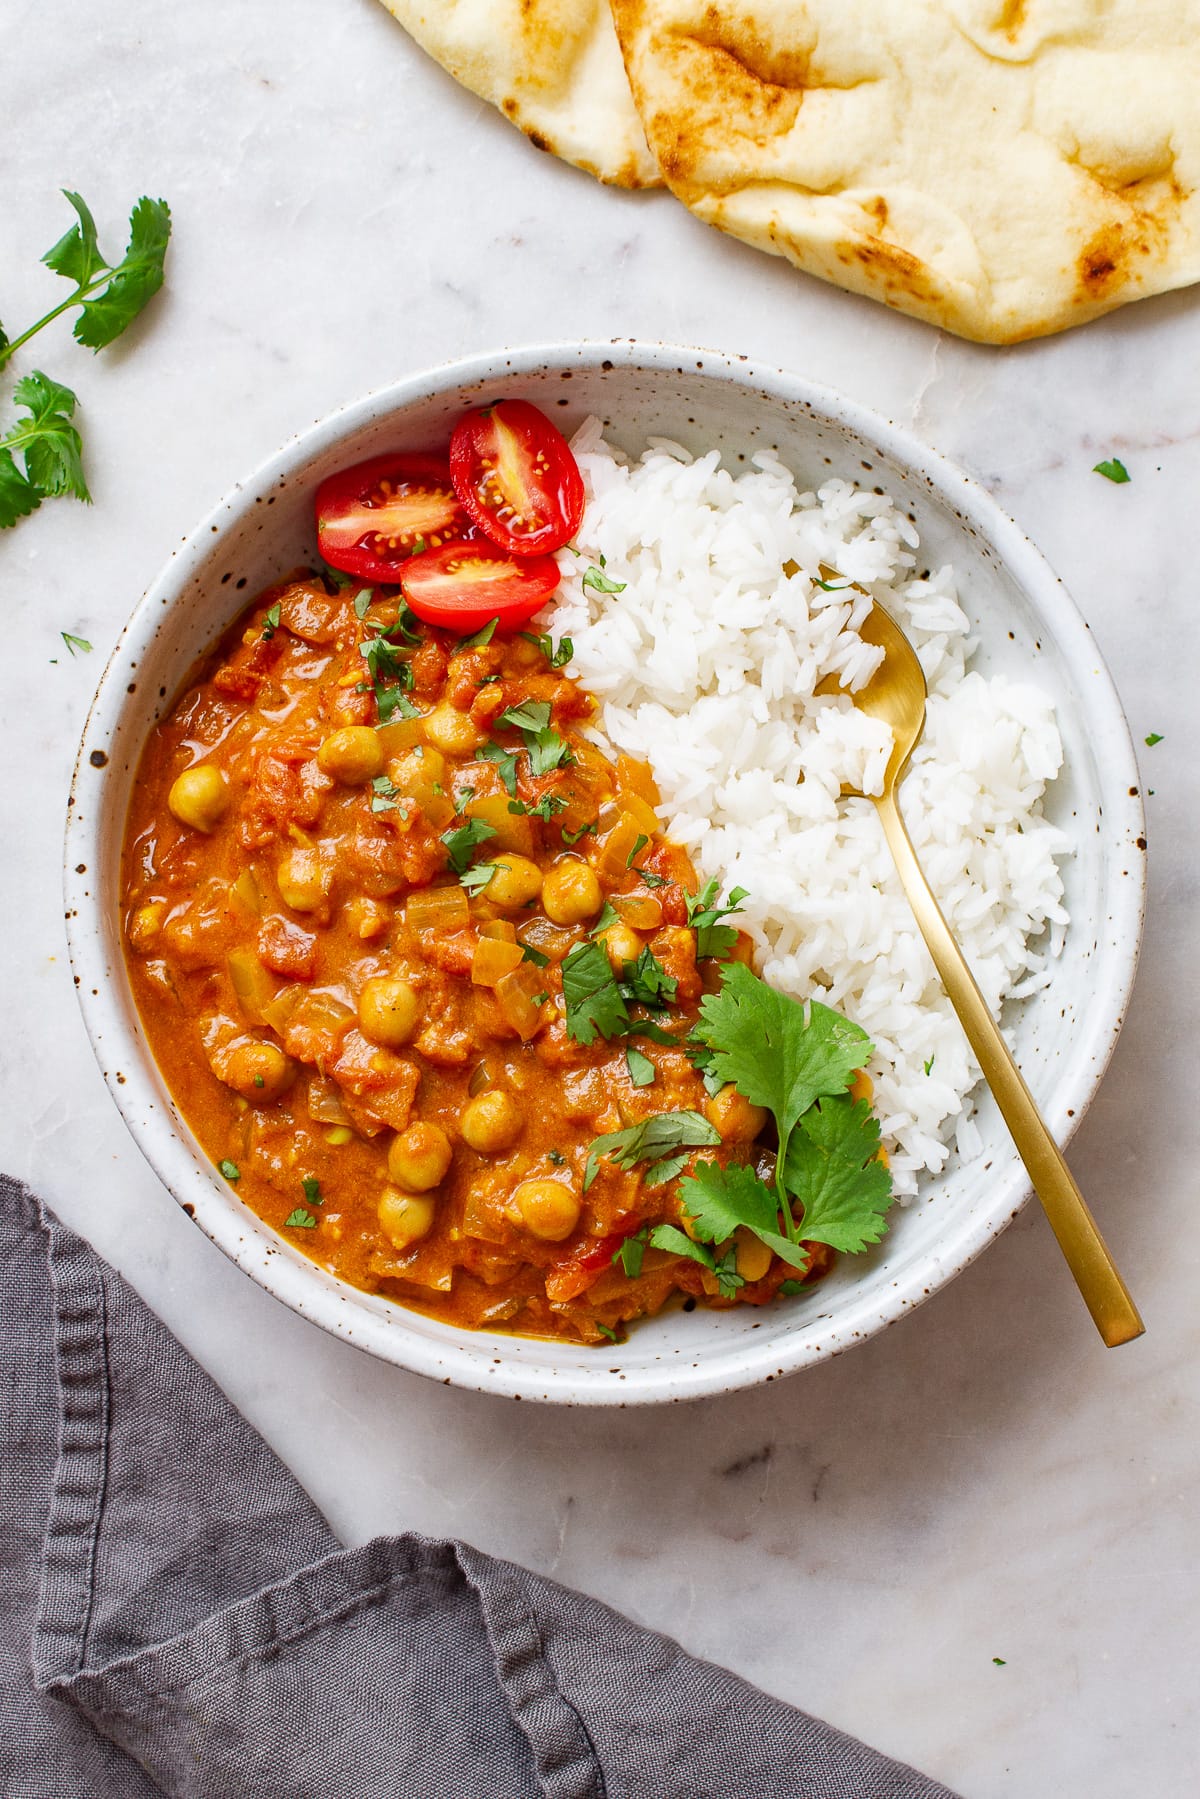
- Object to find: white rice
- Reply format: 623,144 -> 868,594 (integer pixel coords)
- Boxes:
545,421 -> 1071,1199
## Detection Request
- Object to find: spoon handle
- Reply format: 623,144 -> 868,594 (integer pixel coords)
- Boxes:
873,790 -> 1144,1347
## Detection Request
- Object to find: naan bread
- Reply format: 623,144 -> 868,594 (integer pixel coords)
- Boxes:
379,0 -> 661,188
609,0 -> 1200,341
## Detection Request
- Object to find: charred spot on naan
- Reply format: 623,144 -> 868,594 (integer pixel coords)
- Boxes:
645,13 -> 809,180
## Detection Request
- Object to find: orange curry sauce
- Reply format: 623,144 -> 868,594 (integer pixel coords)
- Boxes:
121,574 -> 831,1344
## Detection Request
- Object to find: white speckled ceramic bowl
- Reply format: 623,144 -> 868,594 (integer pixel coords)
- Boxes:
64,342 -> 1145,1404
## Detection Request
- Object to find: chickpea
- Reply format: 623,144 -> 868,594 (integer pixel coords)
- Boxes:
542,858 -> 603,926
377,1187 -> 436,1250
358,976 -> 422,1047
387,1122 -> 453,1192
461,1089 -> 523,1154
734,1227 -> 773,1283
600,920 -> 642,972
317,726 -> 384,785
168,765 -> 229,833
345,896 -> 390,941
220,1039 -> 295,1103
704,1085 -> 769,1144
127,902 -> 164,951
486,855 -> 543,911
511,1178 -> 581,1242
276,846 -> 328,913
422,701 -> 484,755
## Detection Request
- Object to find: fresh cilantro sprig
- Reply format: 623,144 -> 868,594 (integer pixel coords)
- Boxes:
0,191 -> 171,369
495,699 -> 575,776
561,939 -> 678,1046
0,372 -> 89,528
442,816 -> 497,875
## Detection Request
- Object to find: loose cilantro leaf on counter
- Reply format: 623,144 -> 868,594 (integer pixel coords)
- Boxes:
0,372 -> 89,527
625,1045 -> 656,1088
1144,732 -> 1164,747
302,1176 -> 323,1207
0,192 -> 170,369
584,1111 -> 720,1193
781,1096 -> 893,1253
685,879 -> 748,960
283,1207 -> 318,1230
1093,458 -> 1130,484
562,939 -> 629,1045
218,1160 -> 240,1183
61,631 -> 92,655
457,617 -> 498,649
582,565 -> 626,596
442,817 -> 497,874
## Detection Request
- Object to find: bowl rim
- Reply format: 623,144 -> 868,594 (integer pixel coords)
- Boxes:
64,338 -> 1147,1404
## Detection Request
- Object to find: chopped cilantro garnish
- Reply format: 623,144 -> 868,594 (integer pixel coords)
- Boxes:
548,1148 -> 566,1166
261,601 -> 281,641
283,1207 -> 318,1229
813,575 -> 848,592
520,942 -> 550,968
595,1321 -> 619,1343
479,742 -> 519,796
442,816 -> 497,874
639,870 -> 669,888
1144,732 -> 1164,747
585,1111 -> 720,1192
778,1279 -> 805,1296
370,775 -> 405,814
496,699 -> 574,776
302,1176 -> 323,1207
460,862 -> 498,895
528,792 -> 568,822
562,939 -> 629,1045
562,820 -> 596,845
1093,458 -> 1130,484
518,630 -> 573,667
685,879 -> 748,960
582,565 -> 626,596
376,687 -> 420,724
645,1224 -> 744,1297
626,832 -> 649,869
321,561 -> 353,590
498,699 -> 552,733
619,945 -> 676,1010
218,1159 -> 240,1183
613,1231 -> 647,1278
352,588 -> 372,619
457,617 -> 498,649
590,900 -> 619,937
253,1075 -> 264,1089
625,1046 -> 656,1088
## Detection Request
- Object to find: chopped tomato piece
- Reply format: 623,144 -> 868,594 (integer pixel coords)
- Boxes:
545,1226 -> 639,1305
256,915 -> 318,980
450,400 -> 584,558
399,538 -> 559,632
316,454 -> 470,580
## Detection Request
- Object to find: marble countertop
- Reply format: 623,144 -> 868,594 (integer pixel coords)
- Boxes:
5,4 -> 1197,1793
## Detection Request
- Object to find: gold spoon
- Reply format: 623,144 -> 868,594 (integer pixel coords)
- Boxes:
839,591 -> 1143,1347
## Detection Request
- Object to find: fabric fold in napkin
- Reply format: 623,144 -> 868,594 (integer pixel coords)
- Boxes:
1,1175 -> 958,1799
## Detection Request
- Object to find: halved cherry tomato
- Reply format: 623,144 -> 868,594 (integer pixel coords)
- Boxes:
399,538 -> 560,632
449,400 -> 584,558
315,454 -> 470,580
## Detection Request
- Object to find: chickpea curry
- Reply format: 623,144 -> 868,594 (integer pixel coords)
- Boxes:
121,407 -> 894,1347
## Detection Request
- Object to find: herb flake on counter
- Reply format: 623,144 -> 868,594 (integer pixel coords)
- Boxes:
283,1207 -> 318,1230
218,1159 -> 240,1183
1093,458 -> 1130,484
61,631 -> 92,655
1144,732 -> 1163,746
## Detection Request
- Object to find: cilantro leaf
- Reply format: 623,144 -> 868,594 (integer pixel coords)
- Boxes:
457,617 -> 498,648
261,602 -> 281,641
460,862 -> 498,895
370,775 -> 405,814
520,941 -> 550,968
679,1160 -> 811,1272
692,963 -> 871,1149
561,820 -> 596,845
647,1223 -> 710,1266
376,686 -> 420,724
0,450 -> 44,527
619,945 -> 676,1010
582,565 -> 626,595
1093,458 -> 1130,484
625,1046 -> 656,1088
528,792 -> 568,822
283,1207 -> 318,1229
442,817 -> 497,874
302,1176 -> 323,1207
218,1159 -> 240,1183
562,939 -> 629,1045
595,1321 -> 620,1343
61,631 -> 92,655
498,700 -> 552,733
42,190 -> 104,288
518,630 -> 573,667
613,1232 -> 647,1278
353,588 -> 373,619
584,1111 -> 720,1192
781,1096 -> 893,1253
73,196 -> 172,351
1144,732 -> 1163,747
479,741 -> 519,795
526,726 -> 574,776
685,879 -> 747,960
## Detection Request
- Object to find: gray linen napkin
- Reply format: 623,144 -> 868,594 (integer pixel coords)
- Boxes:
0,1175 -> 959,1799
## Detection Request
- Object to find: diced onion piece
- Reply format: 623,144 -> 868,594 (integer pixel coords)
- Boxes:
376,716 -> 427,756
307,1075 -> 351,1125
405,885 -> 470,934
480,919 -> 517,943
612,892 -> 664,931
597,812 -> 651,882
259,983 -> 305,1037
616,790 -> 659,838
516,915 -> 576,963
495,963 -> 549,1040
471,937 -> 525,988
465,792 -> 533,855
616,754 -> 661,809
227,946 -> 277,1022
467,1059 -> 495,1096
230,867 -> 263,916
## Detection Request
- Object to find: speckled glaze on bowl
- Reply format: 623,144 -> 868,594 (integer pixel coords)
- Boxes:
64,342 -> 1145,1405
